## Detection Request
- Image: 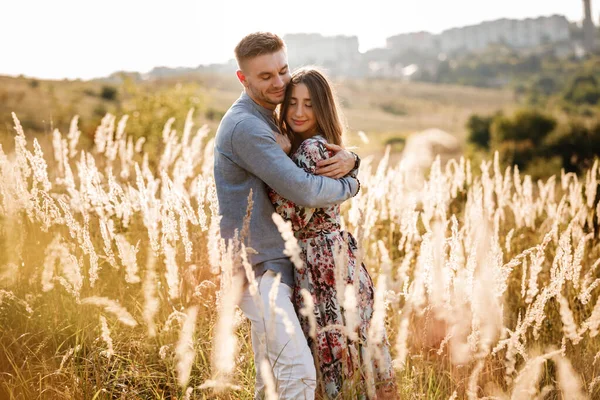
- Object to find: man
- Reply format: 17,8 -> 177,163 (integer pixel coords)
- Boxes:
213,32 -> 360,399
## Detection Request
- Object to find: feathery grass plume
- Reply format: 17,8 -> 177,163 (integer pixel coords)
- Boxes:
183,387 -> 193,400
118,135 -> 134,180
352,208 -> 367,266
579,259 -> 600,305
197,380 -> 242,391
42,236 -> 82,300
12,114 -> 50,190
0,145 -> 20,216
192,280 -> 217,300
134,136 -> 146,153
266,272 -> 296,338
510,349 -> 560,400
272,213 -> 304,271
520,255 -> 529,299
179,212 -> 193,262
241,243 -> 263,316
42,236 -> 63,292
505,228 -> 514,254
240,190 -> 254,244
115,234 -> 141,283
143,249 -> 159,337
162,241 -> 180,299
0,290 -> 33,315
94,113 -> 114,154
209,240 -> 244,390
333,239 -> 349,306
28,138 -> 52,192
99,315 -> 114,359
34,190 -> 63,232
467,360 -> 485,400
589,376 -> 600,395
81,297 -> 137,327
357,130 -> 370,144
343,284 -> 359,341
52,128 -> 66,177
558,294 -> 582,344
570,232 -> 593,290
162,310 -> 188,333
11,113 -> 32,182
176,305 -> 199,388
392,311 -> 411,371
207,180 -> 222,274
260,359 -> 279,400
193,175 -> 209,231
363,242 -> 391,398
552,354 -> 587,400
526,225 -> 556,303
299,288 -> 317,339
159,117 -> 181,173
446,157 -> 466,198
55,254 -> 83,302
57,345 -> 81,372
367,241 -> 391,367
473,231 -> 503,358
583,294 -> 600,337
0,263 -> 19,286
67,115 -> 81,158
99,216 -> 118,269
159,344 -> 170,360
81,212 -> 100,287
160,195 -> 180,247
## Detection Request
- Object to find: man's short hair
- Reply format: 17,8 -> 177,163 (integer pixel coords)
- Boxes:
235,32 -> 285,69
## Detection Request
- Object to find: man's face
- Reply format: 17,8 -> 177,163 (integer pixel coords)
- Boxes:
237,49 -> 291,111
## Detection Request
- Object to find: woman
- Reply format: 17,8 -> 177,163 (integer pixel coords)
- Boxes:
268,68 -> 397,399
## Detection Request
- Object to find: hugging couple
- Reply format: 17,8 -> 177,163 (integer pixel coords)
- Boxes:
214,32 -> 398,399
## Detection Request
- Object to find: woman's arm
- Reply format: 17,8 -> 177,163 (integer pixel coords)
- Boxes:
231,119 -> 358,208
269,137 -> 334,230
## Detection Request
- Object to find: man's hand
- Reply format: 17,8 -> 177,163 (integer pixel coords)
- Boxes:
275,132 -> 292,155
315,143 -> 355,179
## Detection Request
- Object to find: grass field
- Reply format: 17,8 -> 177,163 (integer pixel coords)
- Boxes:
0,106 -> 599,399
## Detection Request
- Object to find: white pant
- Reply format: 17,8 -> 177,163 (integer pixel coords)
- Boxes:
239,270 -> 316,399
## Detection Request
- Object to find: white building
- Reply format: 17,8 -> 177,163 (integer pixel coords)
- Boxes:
386,31 -> 437,54
437,15 -> 570,53
284,34 -> 360,75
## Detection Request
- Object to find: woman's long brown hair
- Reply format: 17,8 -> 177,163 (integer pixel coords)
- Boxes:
278,68 -> 345,147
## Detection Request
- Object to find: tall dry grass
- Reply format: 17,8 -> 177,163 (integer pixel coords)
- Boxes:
0,111 -> 599,399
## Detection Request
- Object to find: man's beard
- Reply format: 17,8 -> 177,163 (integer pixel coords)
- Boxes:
248,84 -> 280,107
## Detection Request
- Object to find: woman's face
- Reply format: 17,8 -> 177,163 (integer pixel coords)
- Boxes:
286,83 -> 317,137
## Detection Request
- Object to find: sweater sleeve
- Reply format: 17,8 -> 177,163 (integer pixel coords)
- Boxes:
267,138 -> 332,230
231,118 -> 358,208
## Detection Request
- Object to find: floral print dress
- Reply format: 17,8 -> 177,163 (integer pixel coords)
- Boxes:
268,135 -> 394,399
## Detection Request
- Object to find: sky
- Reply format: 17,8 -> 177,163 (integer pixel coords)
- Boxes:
1,0 -> 599,80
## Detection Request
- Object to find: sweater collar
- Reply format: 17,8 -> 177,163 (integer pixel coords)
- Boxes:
240,91 -> 276,120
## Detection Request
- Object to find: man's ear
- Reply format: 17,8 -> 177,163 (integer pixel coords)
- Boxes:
236,70 -> 248,88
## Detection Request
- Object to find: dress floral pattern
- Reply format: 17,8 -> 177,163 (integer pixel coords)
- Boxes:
268,135 -> 394,399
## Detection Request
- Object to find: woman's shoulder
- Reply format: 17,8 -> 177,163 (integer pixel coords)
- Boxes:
298,135 -> 328,151
295,135 -> 331,161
